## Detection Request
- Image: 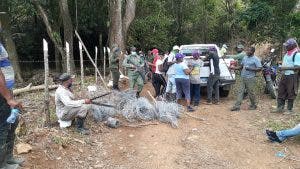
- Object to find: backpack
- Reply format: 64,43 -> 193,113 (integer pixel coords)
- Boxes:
160,58 -> 169,73
292,52 -> 300,76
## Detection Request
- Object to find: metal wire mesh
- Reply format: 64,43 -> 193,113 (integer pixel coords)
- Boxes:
87,87 -> 184,128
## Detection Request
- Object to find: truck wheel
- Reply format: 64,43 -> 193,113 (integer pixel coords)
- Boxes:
220,87 -> 230,97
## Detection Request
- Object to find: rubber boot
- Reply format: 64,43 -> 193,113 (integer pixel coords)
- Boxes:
112,84 -> 120,91
136,92 -> 140,98
6,154 -> 24,165
271,99 -> 285,113
76,118 -> 90,135
285,99 -> 295,114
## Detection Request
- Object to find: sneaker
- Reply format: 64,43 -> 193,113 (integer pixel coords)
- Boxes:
205,101 -> 212,105
193,102 -> 200,107
230,107 -> 240,111
187,106 -> 195,112
248,105 -> 257,110
265,130 -> 282,143
213,101 -> 220,105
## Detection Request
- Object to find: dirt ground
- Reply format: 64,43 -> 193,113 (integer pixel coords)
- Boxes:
15,82 -> 300,169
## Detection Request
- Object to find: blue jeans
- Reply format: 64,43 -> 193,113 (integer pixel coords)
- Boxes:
277,123 -> 300,141
166,74 -> 176,93
190,83 -> 200,104
175,78 -> 191,100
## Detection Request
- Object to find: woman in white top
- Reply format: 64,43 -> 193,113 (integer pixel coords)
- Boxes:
152,54 -> 167,98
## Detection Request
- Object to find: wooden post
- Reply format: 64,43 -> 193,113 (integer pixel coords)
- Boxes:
95,46 -> 98,84
74,30 -> 108,89
43,39 -> 50,126
66,41 -> 71,74
103,47 -> 106,79
79,41 -> 84,87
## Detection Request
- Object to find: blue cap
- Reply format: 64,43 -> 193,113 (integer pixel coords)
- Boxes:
192,51 -> 201,58
175,53 -> 185,59
283,38 -> 297,47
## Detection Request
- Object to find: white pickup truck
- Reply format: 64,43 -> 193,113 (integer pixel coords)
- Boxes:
180,44 -> 236,97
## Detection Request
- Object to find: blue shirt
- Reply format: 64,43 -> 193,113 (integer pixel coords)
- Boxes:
282,52 -> 300,75
174,62 -> 189,79
241,55 -> 262,78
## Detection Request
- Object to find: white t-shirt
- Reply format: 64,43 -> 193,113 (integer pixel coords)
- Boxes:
167,52 -> 176,75
155,59 -> 163,74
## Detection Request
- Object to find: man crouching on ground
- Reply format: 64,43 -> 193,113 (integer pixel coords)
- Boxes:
55,73 -> 92,135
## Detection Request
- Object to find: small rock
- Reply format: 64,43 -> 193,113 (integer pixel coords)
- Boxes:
16,143 -> 32,154
192,128 -> 198,131
94,164 -> 104,168
56,157 -> 62,160
129,134 -> 134,138
78,149 -> 83,153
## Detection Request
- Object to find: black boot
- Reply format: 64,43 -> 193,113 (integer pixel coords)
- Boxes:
285,99 -> 295,114
112,84 -> 120,91
271,99 -> 285,113
136,91 -> 140,98
76,118 -> 90,135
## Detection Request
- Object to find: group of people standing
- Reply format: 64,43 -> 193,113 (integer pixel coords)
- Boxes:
109,44 -> 222,112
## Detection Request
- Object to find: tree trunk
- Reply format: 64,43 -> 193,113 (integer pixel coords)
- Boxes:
0,1 -> 23,83
32,0 -> 65,60
109,0 -> 123,50
122,0 -> 136,49
54,46 -> 62,72
59,0 -> 75,73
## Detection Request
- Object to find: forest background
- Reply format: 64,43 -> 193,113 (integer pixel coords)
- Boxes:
0,0 -> 300,83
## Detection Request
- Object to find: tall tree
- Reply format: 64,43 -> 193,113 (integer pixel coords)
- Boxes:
32,0 -> 65,61
59,0 -> 75,73
109,0 -> 136,51
0,0 -> 23,82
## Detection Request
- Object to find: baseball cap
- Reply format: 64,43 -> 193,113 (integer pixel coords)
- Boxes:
59,73 -> 75,82
175,53 -> 185,59
173,45 -> 180,50
283,38 -> 297,47
192,51 -> 201,58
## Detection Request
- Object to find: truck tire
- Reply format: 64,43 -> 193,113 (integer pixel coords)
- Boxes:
220,87 -> 230,97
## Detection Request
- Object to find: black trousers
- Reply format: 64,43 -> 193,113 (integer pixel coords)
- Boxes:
278,74 -> 297,100
152,73 -> 167,97
0,95 -> 16,167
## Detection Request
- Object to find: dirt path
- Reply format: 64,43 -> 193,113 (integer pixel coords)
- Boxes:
20,85 -> 300,168
100,98 -> 300,169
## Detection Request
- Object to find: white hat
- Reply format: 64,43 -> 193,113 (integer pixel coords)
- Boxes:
222,44 -> 228,49
173,45 -> 180,50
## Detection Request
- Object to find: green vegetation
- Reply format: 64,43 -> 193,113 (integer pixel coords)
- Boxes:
0,0 -> 299,76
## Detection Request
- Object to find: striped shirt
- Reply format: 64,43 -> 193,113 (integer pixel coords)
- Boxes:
0,43 -> 15,89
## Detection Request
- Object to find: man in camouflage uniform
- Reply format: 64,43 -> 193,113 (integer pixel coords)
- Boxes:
123,47 -> 145,98
109,44 -> 121,90
229,44 -> 246,65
